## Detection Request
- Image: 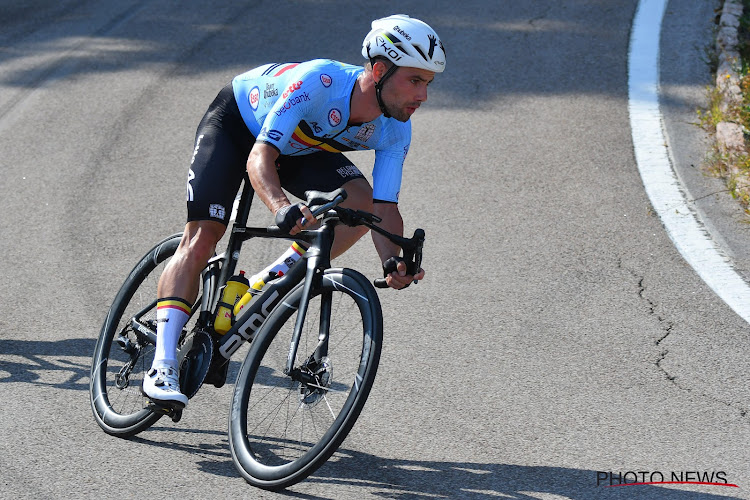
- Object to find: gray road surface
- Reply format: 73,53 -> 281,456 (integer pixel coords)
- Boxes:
1,1 -> 749,498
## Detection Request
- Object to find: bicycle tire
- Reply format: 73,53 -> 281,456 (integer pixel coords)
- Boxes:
90,234 -> 185,437
228,268 -> 383,490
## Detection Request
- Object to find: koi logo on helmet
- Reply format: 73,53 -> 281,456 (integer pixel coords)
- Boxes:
376,36 -> 402,62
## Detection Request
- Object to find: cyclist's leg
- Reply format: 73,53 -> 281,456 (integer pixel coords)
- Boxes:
277,152 -> 372,258
157,220 -> 226,304
143,220 -> 225,407
144,83 -> 251,406
331,177 -> 372,258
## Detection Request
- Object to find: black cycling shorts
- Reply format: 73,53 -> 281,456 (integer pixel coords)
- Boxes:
186,83 -> 366,225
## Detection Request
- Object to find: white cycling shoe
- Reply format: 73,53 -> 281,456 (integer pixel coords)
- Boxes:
142,363 -> 188,409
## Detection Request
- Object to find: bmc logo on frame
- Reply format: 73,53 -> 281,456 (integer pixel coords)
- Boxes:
596,470 -> 738,489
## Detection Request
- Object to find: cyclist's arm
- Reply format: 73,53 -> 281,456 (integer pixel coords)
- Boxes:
246,143 -> 313,232
372,201 -> 425,289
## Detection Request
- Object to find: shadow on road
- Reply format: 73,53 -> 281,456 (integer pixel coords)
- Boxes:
304,450 -> 741,500
0,0 -> 645,111
0,336 -> 738,499
0,337 -> 94,389
130,430 -> 742,500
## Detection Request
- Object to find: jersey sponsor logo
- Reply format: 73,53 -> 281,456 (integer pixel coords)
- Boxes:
187,168 -> 195,201
187,134 -> 204,201
249,86 -> 260,111
393,25 -> 411,40
310,121 -> 323,134
209,204 -> 226,220
260,127 -> 284,142
354,123 -> 375,142
328,108 -> 342,127
320,74 -> 332,87
336,164 -> 363,178
282,80 -> 303,99
263,83 -> 278,99
190,134 -> 204,165
273,92 -> 310,116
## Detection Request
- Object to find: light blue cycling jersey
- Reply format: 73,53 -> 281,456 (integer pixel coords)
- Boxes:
232,59 -> 411,203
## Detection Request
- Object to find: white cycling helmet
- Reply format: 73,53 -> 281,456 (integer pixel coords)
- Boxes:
362,14 -> 446,73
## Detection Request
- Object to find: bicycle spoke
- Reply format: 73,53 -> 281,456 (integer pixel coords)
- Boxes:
231,270 -> 382,488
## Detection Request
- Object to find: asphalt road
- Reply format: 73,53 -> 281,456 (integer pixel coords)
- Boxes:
1,1 -> 749,499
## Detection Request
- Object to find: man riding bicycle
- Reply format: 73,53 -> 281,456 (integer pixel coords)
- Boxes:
142,14 -> 446,408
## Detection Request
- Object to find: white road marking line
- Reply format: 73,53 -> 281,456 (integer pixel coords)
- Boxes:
629,0 -> 750,324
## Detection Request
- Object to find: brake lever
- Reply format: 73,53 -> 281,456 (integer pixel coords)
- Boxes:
335,207 -> 382,227
403,228 -> 425,278
373,228 -> 425,289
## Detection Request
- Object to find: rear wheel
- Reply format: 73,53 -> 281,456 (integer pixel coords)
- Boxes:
229,268 -> 383,490
89,234 -> 200,437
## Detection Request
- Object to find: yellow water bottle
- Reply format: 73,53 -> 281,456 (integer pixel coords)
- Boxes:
233,273 -> 269,319
214,271 -> 250,335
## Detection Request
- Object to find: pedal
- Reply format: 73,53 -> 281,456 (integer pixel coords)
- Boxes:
145,399 -> 185,423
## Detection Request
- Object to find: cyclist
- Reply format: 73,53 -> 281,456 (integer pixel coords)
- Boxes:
142,14 -> 446,408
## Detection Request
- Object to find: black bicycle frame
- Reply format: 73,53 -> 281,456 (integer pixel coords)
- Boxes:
207,181 -> 339,366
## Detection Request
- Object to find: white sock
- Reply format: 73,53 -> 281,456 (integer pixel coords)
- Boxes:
152,297 -> 191,369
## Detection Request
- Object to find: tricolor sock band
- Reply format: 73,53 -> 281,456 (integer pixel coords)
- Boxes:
153,297 -> 192,367
157,297 -> 192,315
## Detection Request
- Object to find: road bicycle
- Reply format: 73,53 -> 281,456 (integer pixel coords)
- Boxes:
89,182 -> 424,490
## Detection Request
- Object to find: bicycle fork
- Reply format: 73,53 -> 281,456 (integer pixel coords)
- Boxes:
284,221 -> 336,382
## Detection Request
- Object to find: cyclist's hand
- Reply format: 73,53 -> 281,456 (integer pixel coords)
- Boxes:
275,203 -> 314,235
383,257 -> 425,290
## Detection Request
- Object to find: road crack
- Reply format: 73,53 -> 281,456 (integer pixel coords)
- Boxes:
619,258 -> 747,417
632,272 -> 677,381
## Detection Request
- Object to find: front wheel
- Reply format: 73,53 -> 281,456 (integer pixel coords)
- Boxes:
229,268 -> 383,490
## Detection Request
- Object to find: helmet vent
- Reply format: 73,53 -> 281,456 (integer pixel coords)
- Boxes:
412,45 -> 428,61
